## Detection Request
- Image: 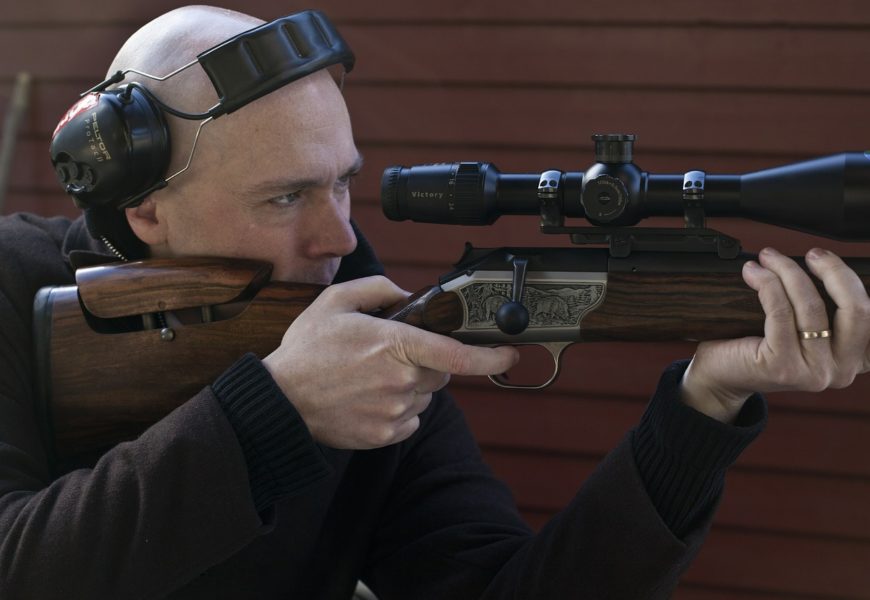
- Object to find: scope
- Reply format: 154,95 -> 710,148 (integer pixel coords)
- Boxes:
381,134 -> 870,242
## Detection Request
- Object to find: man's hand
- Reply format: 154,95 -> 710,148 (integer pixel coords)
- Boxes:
681,247 -> 870,423
262,276 -> 519,449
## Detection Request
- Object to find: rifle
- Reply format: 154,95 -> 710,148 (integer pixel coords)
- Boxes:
34,134 -> 870,464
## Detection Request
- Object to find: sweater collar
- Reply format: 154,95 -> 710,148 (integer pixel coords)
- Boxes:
61,216 -> 119,271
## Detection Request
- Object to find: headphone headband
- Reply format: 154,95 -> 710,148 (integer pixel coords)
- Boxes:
199,10 -> 354,118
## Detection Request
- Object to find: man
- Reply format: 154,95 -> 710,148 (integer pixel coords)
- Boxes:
0,6 -> 867,599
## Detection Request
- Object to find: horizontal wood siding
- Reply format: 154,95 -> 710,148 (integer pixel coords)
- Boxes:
2,1 -> 869,597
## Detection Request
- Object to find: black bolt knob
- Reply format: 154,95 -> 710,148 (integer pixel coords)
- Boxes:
496,301 -> 529,335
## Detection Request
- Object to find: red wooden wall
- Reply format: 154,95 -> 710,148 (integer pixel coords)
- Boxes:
3,1 -> 870,597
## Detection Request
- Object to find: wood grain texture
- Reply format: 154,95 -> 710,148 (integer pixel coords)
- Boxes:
3,0 -> 870,26
4,24 -> 870,92
44,281 -> 323,459
76,257 -> 272,318
6,82 -> 870,156
458,387 -> 870,477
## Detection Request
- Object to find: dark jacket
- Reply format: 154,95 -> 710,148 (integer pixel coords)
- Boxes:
0,213 -> 765,599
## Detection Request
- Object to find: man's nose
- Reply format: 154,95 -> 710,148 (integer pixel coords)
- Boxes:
303,196 -> 357,258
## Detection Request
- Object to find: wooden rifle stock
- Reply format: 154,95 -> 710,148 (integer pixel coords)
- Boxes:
34,258 -> 323,465
34,252 -> 870,464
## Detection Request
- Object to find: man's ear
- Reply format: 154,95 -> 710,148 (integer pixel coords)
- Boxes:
125,197 -> 167,247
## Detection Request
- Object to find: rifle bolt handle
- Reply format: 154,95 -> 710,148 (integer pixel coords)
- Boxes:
496,301 -> 530,335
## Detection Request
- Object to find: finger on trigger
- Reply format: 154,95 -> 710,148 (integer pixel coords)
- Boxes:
401,327 -> 520,376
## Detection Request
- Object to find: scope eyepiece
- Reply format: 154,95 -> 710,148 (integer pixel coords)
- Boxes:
381,162 -> 532,225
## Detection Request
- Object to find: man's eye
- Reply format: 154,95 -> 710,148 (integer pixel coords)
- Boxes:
335,174 -> 356,192
269,193 -> 300,206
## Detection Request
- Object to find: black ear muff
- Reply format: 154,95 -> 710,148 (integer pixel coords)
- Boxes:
49,84 -> 170,210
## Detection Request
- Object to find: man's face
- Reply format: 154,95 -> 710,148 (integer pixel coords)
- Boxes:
146,70 -> 360,284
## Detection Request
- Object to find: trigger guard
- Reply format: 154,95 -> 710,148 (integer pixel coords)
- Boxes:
488,342 -> 570,390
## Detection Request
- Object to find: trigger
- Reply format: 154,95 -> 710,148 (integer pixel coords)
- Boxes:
488,342 -> 570,390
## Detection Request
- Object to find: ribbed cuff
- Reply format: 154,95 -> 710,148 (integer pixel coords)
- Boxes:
211,353 -> 331,512
632,359 -> 767,538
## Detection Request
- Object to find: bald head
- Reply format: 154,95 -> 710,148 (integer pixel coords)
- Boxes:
110,6 -> 261,102
114,6 -> 261,60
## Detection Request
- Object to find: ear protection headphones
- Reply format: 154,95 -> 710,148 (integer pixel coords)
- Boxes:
49,10 -> 355,211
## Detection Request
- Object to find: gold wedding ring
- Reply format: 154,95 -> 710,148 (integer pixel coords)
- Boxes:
799,330 -> 832,340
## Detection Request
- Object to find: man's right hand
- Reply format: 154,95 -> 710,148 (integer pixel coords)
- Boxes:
262,276 -> 519,449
